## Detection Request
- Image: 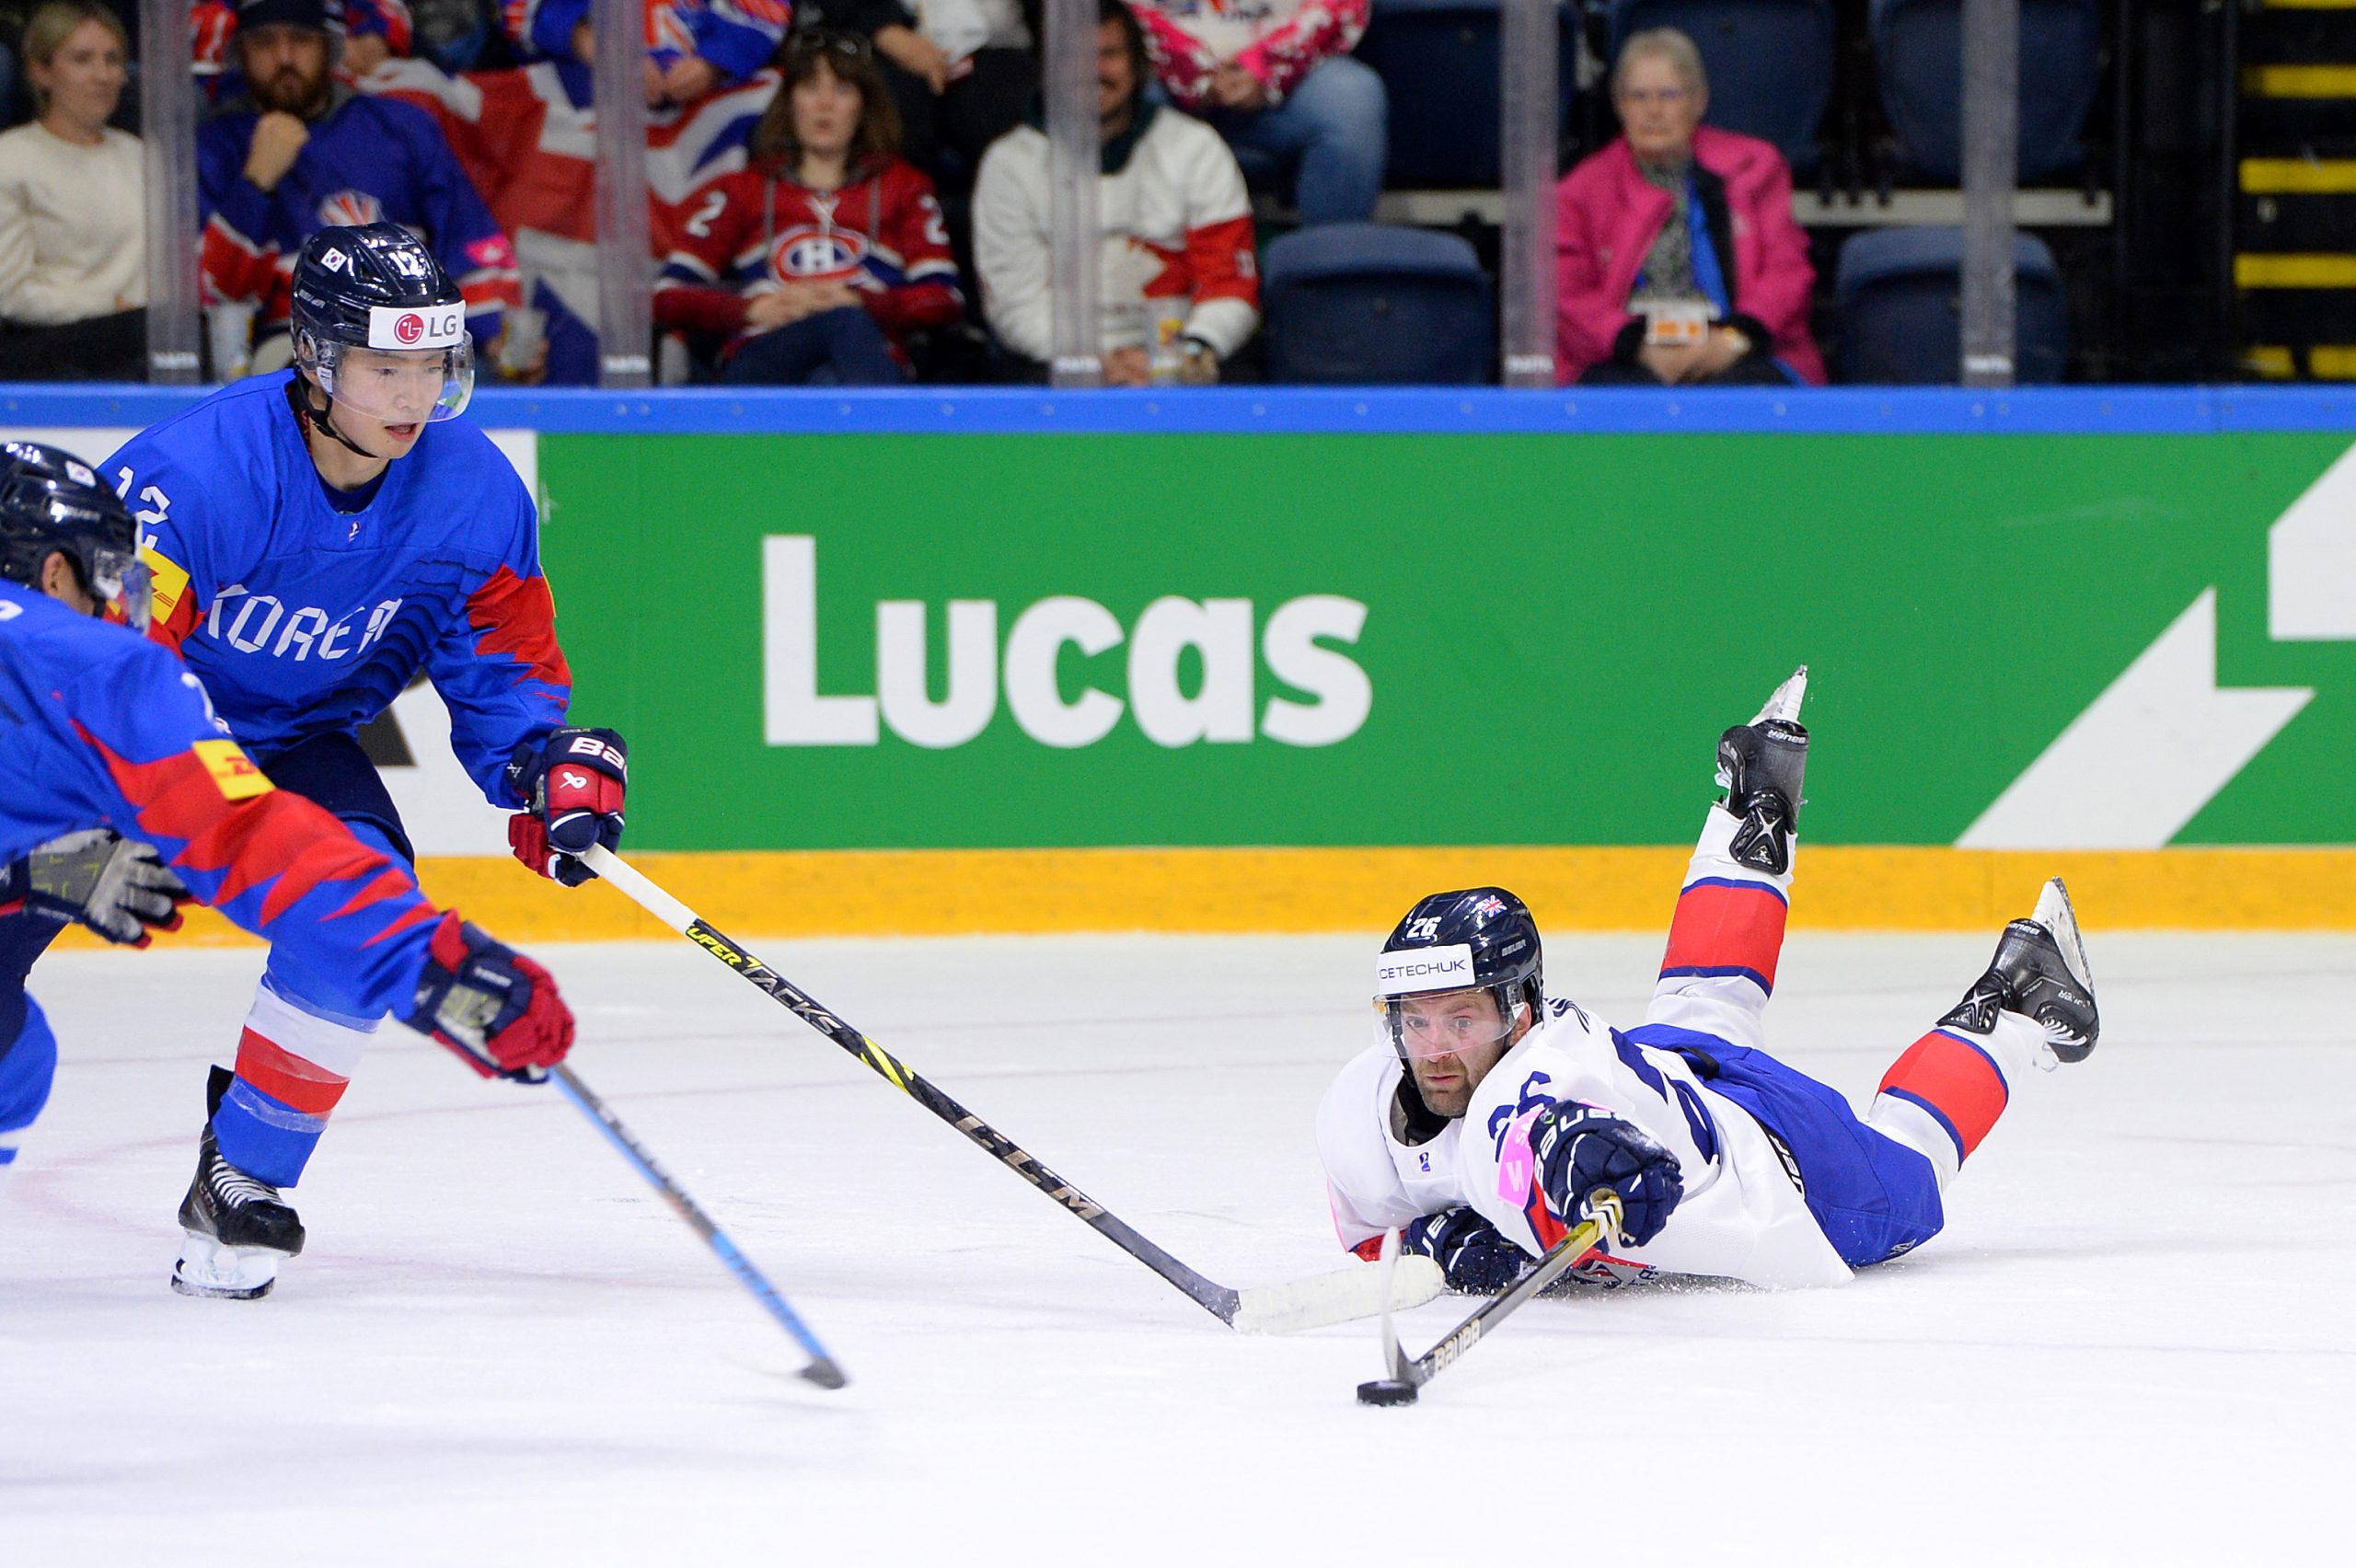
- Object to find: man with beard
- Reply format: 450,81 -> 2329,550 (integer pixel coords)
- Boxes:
198,0 -> 520,366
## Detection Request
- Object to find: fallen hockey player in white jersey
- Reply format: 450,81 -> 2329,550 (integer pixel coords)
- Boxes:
1316,668 -> 2101,1291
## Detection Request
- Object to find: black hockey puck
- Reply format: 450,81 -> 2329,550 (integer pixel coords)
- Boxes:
1356,1378 -> 1418,1407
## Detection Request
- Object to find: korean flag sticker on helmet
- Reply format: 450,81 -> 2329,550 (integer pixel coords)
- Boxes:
367,303 -> 465,352
1376,944 -> 1476,997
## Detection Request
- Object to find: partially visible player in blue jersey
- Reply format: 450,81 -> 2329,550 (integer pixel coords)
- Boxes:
102,222 -> 629,1298
0,440 -> 577,1297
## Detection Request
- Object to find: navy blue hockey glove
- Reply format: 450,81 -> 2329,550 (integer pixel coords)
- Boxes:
406,913 -> 575,1080
1402,1205 -> 1530,1294
0,831 -> 190,947
1530,1101 -> 1683,1248
505,727 -> 627,887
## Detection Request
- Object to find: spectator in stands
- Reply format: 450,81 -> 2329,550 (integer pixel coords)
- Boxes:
199,0 -> 523,371
0,0 -> 142,378
653,29 -> 960,384
1555,28 -> 1824,386
973,0 -> 1257,385
827,0 -> 1035,187
1129,0 -> 1383,225
506,1 -> 791,108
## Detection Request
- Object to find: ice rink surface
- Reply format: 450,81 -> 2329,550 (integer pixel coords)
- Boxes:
4,928 -> 2349,1565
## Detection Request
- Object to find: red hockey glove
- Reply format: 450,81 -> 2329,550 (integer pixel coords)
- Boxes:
505,726 -> 627,887
406,912 -> 575,1078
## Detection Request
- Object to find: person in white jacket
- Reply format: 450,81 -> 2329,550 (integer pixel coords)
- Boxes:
972,0 -> 1258,386
0,1 -> 145,380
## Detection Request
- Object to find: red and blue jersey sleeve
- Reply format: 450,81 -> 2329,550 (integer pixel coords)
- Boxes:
197,114 -> 288,316
509,1 -> 788,82
427,485 -> 572,806
70,644 -> 438,1020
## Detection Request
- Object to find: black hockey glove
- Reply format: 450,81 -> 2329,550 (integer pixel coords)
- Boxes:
1531,1101 -> 1683,1248
0,831 -> 191,946
1401,1205 -> 1530,1294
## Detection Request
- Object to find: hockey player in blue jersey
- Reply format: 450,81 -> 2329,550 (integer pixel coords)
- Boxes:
99,222 -> 629,1297
0,440 -> 577,1296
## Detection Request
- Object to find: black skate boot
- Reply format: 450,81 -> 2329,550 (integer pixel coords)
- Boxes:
1716,665 -> 1809,876
171,1066 -> 304,1299
1939,880 -> 2099,1064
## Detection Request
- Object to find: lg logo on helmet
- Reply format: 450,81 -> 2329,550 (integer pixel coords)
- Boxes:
395,314 -> 424,345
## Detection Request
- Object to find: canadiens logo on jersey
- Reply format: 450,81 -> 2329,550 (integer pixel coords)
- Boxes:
768,221 -> 868,285
318,190 -> 387,229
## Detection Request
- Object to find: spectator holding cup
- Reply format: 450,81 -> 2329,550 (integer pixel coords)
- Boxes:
1555,28 -> 1823,386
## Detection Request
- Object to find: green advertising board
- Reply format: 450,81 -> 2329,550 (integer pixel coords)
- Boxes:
537,430 -> 2356,854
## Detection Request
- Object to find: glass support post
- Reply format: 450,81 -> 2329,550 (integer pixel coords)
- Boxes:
1045,0 -> 1103,387
1960,0 -> 2019,386
1499,0 -> 1559,386
595,0 -> 653,387
138,0 -> 200,384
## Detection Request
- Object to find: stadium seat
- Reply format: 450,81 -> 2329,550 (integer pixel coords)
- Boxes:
1605,1 -> 1837,177
1871,0 -> 2103,184
1834,226 -> 2069,384
1261,225 -> 1494,384
1357,0 -> 1578,190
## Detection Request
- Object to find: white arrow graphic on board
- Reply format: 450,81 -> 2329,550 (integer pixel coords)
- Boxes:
1956,589 -> 2312,848
2269,438 -> 2356,640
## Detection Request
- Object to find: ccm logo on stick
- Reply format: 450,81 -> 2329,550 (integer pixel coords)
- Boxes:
762,536 -> 1373,750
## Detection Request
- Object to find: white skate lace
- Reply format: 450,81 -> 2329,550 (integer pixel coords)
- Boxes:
209,1161 -> 282,1209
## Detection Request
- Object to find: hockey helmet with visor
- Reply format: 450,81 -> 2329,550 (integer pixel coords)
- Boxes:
290,222 -> 473,426
1374,888 -> 1544,1062
0,441 -> 150,631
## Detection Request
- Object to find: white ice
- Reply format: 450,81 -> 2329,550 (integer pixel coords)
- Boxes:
5,931 -> 2349,1564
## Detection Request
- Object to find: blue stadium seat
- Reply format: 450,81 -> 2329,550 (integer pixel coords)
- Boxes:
1606,1 -> 1837,178
1262,225 -> 1494,384
1357,0 -> 1577,189
1834,226 -> 2068,384
1871,0 -> 2103,184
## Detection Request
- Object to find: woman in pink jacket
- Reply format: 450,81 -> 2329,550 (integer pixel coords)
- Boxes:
1555,29 -> 1826,386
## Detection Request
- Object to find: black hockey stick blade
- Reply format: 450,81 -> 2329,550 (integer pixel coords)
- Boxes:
1363,1192 -> 1625,1405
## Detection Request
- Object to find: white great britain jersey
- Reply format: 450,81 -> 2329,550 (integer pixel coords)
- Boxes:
1317,811 -> 1854,1289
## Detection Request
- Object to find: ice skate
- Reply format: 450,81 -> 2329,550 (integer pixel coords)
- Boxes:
1715,665 -> 1808,875
1939,879 -> 2099,1065
171,1103 -> 304,1300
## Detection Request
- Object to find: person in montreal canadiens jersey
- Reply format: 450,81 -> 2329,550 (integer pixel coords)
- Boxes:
0,442 -> 576,1297
99,223 -> 629,1299
1317,668 -> 2103,1292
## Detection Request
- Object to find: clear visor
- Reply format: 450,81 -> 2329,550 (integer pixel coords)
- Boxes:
87,545 -> 150,633
1378,987 -> 1526,1062
302,334 -> 474,425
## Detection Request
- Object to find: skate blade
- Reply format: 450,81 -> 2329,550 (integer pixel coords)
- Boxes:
1753,664 -> 1808,728
2031,878 -> 2093,989
171,1231 -> 283,1300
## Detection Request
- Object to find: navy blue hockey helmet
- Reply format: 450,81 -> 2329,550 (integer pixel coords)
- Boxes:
0,441 -> 148,631
1373,888 -> 1543,1062
289,222 -> 473,424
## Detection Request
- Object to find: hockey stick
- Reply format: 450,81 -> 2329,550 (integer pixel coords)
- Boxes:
581,843 -> 1443,1334
548,1064 -> 848,1389
1357,1190 -> 1625,1406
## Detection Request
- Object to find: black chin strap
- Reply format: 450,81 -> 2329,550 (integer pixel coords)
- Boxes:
287,373 -> 379,463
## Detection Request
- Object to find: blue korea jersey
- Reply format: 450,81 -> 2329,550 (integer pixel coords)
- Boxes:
107,374 -> 571,807
0,582 -> 440,1018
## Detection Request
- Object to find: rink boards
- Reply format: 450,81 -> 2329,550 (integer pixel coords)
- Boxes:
13,385 -> 2356,937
